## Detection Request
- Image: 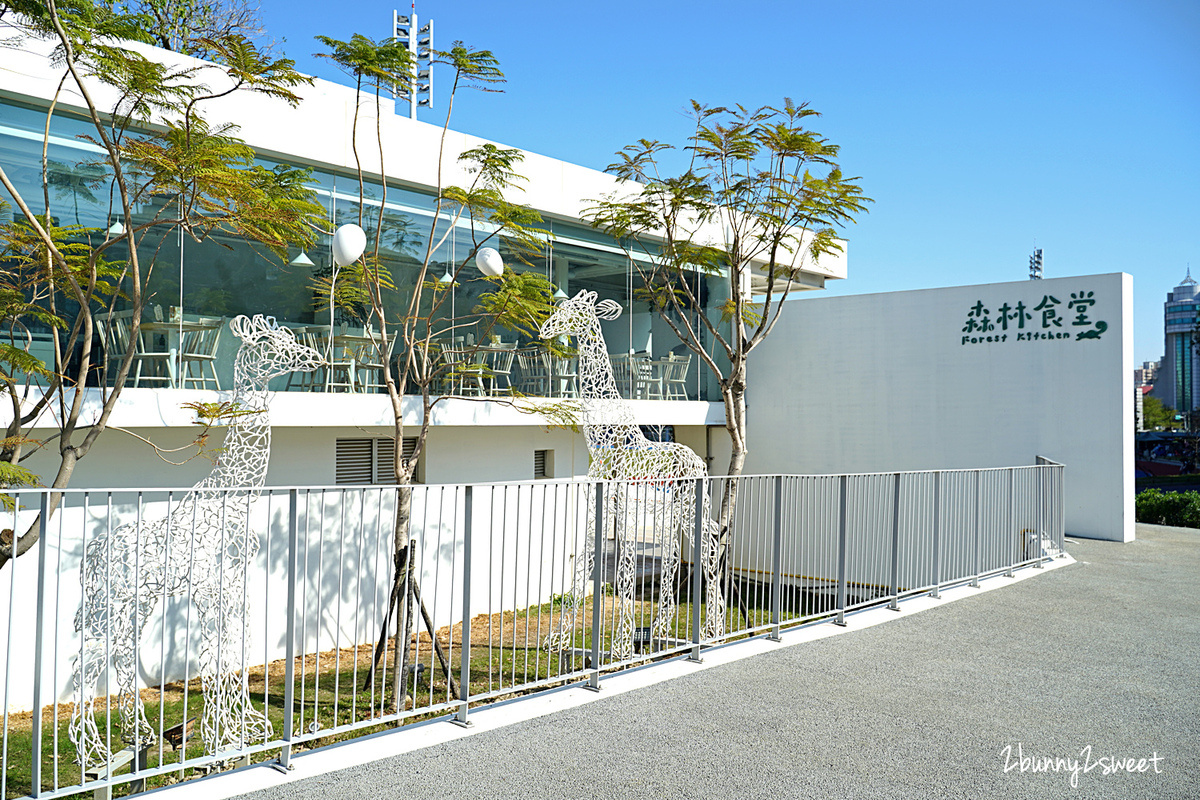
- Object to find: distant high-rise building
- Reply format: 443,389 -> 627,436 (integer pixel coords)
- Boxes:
1135,359 -> 1160,387
1160,271 -> 1200,411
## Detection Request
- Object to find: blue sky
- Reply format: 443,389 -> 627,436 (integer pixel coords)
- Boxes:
257,0 -> 1198,366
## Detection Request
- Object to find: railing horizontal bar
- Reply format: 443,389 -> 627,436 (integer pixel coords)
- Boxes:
69,738 -> 288,795
464,669 -> 600,706
0,464 -> 1061,498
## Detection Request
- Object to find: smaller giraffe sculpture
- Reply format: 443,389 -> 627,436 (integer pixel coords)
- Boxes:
540,290 -> 723,659
69,315 -> 323,768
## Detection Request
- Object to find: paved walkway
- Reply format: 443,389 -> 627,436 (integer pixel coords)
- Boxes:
157,524 -> 1199,800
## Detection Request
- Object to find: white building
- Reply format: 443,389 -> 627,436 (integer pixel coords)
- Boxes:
0,23 -> 1137,740
0,32 -> 1131,542
0,34 -> 845,491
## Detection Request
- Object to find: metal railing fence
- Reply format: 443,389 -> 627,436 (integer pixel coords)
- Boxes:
0,462 -> 1064,799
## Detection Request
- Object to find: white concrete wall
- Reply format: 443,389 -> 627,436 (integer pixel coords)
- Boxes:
423,427 -> 588,485
16,423 -> 706,490
744,273 -> 1134,542
5,387 -> 724,451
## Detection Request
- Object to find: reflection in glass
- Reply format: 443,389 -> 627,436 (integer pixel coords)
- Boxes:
1,97 -> 728,399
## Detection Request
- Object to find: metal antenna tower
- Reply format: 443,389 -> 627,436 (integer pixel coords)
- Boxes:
1029,247 -> 1043,280
393,7 -> 433,119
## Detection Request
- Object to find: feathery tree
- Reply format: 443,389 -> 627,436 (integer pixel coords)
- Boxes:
587,99 -> 871,593
0,0 -> 323,570
313,34 -> 559,709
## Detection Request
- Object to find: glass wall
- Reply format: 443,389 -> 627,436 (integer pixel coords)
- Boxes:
0,97 -> 727,400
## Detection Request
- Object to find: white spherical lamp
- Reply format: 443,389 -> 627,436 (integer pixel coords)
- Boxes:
332,224 -> 367,267
476,246 -> 504,277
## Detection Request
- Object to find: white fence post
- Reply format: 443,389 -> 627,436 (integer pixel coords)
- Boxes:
835,475 -> 848,627
888,473 -> 901,611
769,476 -> 783,641
454,485 -> 473,725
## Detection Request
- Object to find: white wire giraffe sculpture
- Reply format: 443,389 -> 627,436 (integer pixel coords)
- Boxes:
69,315 -> 323,768
541,290 -> 723,659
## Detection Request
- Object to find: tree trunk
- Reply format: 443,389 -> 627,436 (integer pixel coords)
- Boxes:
718,372 -> 750,535
387,481 -> 413,710
717,373 -> 752,627
0,445 -> 77,570
389,534 -> 413,711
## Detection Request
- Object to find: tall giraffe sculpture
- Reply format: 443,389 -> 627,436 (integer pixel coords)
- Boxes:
69,315 -> 323,768
540,290 -> 723,659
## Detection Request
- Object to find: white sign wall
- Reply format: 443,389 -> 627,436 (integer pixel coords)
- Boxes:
745,273 -> 1133,542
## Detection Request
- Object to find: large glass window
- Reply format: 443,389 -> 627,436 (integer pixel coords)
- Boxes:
2,97 -> 727,399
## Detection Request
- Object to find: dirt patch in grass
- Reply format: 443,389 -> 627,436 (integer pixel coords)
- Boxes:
432,595 -> 651,649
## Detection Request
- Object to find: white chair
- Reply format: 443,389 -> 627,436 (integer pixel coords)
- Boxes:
97,309 -> 174,387
180,318 -> 223,390
662,352 -> 692,400
516,348 -> 549,396
439,346 -> 486,396
547,353 -> 578,398
286,327 -> 329,390
322,328 -> 360,392
634,356 -> 663,400
353,335 -> 388,393
483,342 -> 517,395
609,354 -> 634,398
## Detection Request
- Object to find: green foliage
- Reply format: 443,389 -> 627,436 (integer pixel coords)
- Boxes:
585,98 -> 871,480
442,144 -> 549,266
457,143 -> 527,193
472,270 -> 559,340
0,343 -> 55,384
12,0 -> 198,129
173,400 -> 261,462
718,297 -> 762,326
0,456 -> 40,489
312,256 -> 394,321
107,0 -> 270,60
435,42 -> 504,91
3,0 -> 153,55
515,399 -> 582,433
1135,488 -> 1200,528
120,119 -> 322,259
180,399 -> 262,425
1,215 -> 125,300
0,217 -> 116,388
197,33 -> 310,106
0,441 -> 40,511
314,32 -> 412,89
1141,395 -> 1176,430
0,4 -> 325,535
587,99 -> 870,348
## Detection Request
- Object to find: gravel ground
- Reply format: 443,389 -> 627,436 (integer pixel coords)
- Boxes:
228,524 -> 1200,800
